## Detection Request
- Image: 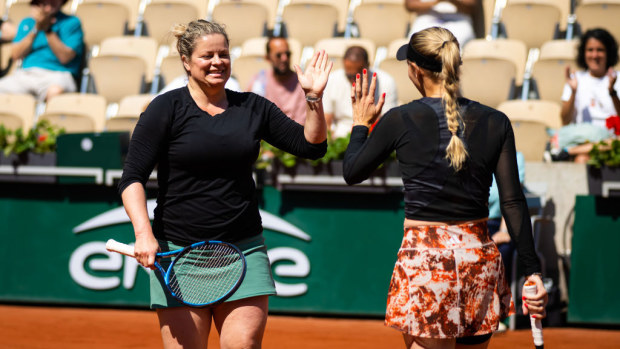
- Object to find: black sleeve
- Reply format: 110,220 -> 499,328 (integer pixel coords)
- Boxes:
261,99 -> 327,160
343,112 -> 401,185
494,119 -> 542,276
117,94 -> 172,194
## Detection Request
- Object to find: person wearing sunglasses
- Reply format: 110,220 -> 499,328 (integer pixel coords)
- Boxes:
247,36 -> 308,125
323,45 -> 398,139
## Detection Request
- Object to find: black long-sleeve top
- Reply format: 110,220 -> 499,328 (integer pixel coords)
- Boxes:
344,97 -> 541,275
118,87 -> 327,244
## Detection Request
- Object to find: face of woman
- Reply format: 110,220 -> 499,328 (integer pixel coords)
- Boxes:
183,33 -> 231,88
584,37 -> 608,76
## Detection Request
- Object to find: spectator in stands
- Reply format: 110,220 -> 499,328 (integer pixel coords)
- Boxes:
323,46 -> 398,139
0,19 -> 17,42
0,0 -> 84,102
246,36 -> 307,125
405,0 -> 478,47
558,28 -> 619,162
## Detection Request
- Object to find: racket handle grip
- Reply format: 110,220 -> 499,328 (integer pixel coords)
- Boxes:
106,239 -> 136,258
524,283 -> 544,348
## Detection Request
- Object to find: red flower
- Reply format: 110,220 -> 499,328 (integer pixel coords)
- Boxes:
38,134 -> 47,142
606,116 -> 620,136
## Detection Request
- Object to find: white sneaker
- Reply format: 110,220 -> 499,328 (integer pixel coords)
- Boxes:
496,322 -> 507,333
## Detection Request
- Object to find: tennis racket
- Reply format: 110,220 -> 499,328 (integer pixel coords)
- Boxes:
106,239 -> 246,307
524,281 -> 544,349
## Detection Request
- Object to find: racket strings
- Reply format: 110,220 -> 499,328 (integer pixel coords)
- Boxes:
168,243 -> 244,305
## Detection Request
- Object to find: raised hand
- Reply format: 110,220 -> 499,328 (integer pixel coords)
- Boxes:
294,49 -> 333,99
607,67 -> 617,91
351,69 -> 386,128
565,65 -> 578,92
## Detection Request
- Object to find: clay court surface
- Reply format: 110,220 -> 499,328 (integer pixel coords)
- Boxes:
2,304 -> 619,348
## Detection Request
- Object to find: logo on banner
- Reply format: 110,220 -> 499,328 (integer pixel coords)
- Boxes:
69,200 -> 311,297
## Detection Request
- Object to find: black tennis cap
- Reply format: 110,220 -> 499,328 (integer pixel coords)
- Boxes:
396,43 -> 409,61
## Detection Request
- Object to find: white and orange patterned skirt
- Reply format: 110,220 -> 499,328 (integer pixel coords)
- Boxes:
385,220 -> 515,338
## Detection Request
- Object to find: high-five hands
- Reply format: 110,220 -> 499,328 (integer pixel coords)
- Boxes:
295,49 -> 333,100
351,69 -> 386,128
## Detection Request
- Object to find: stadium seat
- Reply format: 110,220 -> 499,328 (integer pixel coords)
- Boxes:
0,93 -> 36,131
378,38 -> 423,105
103,0 -> 141,33
281,2 -> 339,47
158,45 -> 185,90
461,57 -> 517,108
314,37 -> 376,71
75,0 -> 131,49
89,36 -> 158,103
500,0 -> 562,50
0,43 -> 15,77
116,94 -> 154,117
507,118 -> 551,161
176,0 -> 209,19
212,1 -> 268,48
6,0 -> 31,25
462,38 -> 528,86
497,99 -> 563,129
215,0 -> 279,32
497,99 -> 560,163
105,94 -> 154,134
575,0 -> 620,45
531,39 -> 578,103
352,1 -> 411,48
39,93 -> 107,133
142,0 -> 201,46
99,36 -> 158,83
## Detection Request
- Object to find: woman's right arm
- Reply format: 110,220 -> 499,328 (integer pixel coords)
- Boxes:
121,183 -> 159,269
118,94 -> 171,268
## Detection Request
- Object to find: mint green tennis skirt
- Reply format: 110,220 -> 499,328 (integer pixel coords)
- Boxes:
150,234 -> 276,308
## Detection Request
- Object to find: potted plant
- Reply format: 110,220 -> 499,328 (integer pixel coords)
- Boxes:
586,116 -> 620,197
256,132 -> 399,188
0,120 -> 65,182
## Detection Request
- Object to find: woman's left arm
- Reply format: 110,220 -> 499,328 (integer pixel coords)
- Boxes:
294,50 -> 332,144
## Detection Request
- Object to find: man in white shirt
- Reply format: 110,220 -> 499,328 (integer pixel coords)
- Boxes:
323,46 -> 398,139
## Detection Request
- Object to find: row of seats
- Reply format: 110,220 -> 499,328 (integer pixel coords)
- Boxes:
0,92 -> 153,134
0,34 -> 583,133
1,0 -> 413,48
0,91 -> 562,163
494,0 -> 620,50
4,0 -> 618,50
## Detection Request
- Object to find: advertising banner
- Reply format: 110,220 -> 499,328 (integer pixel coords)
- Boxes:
1,183 -> 405,317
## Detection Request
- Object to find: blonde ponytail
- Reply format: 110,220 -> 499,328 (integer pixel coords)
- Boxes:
411,27 -> 468,171
440,39 -> 468,171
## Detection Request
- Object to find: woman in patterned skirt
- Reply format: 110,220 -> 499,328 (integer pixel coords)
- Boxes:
343,26 -> 548,348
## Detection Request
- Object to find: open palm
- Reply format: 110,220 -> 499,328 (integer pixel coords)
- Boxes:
295,50 -> 332,96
